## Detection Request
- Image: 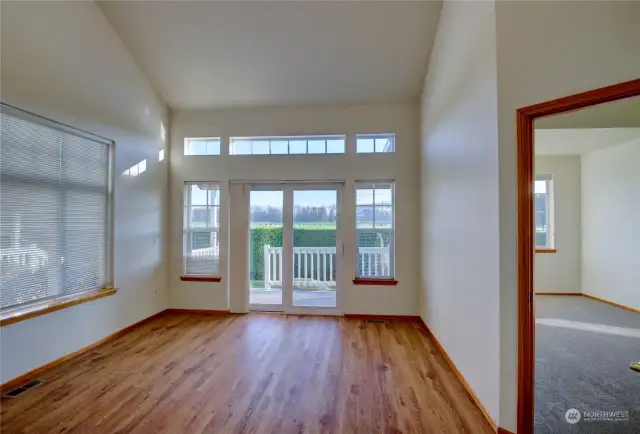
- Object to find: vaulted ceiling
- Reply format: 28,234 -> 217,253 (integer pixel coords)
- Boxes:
98,1 -> 442,110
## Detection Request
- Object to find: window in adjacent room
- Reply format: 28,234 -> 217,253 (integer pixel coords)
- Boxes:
184,138 -> 221,156
356,133 -> 395,153
0,104 -> 113,311
355,181 -> 395,279
535,174 -> 554,249
183,182 -> 221,276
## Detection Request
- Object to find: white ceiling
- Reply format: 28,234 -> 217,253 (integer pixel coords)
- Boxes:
534,128 -> 640,156
535,96 -> 640,129
98,1 -> 442,110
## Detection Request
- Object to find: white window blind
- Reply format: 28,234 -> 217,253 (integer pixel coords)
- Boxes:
0,104 -> 113,311
183,182 -> 220,275
355,181 -> 395,278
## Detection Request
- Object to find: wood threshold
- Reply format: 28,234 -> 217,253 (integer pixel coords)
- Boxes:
516,78 -> 640,434
0,288 -> 118,327
582,293 -> 640,315
352,278 -> 398,286
418,317 -> 497,432
179,275 -> 222,282
535,248 -> 557,253
0,309 -> 166,392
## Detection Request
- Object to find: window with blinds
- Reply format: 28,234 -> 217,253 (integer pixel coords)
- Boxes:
183,182 -> 220,276
0,104 -> 113,311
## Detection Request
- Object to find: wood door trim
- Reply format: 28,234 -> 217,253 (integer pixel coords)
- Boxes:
516,78 -> 640,434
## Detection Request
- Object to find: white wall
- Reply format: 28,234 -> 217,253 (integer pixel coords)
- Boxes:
582,138 -> 640,310
420,0 -> 500,424
170,103 -> 420,315
495,1 -> 640,430
534,155 -> 582,294
0,1 -> 169,383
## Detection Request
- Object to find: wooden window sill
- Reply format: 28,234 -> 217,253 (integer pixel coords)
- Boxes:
180,275 -> 222,282
0,287 -> 118,327
353,278 -> 398,286
535,248 -> 557,253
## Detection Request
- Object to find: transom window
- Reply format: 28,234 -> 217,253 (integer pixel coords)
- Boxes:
356,134 -> 395,153
230,135 -> 345,155
184,138 -> 221,156
0,104 -> 113,311
535,175 -> 554,249
183,182 -> 221,276
355,181 -> 395,278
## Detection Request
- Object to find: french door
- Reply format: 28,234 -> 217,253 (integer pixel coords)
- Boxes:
248,183 -> 343,314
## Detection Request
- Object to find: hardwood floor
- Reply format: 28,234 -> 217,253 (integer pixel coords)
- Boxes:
1,313 -> 494,434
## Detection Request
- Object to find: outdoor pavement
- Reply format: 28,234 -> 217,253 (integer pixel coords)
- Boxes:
249,288 -> 336,308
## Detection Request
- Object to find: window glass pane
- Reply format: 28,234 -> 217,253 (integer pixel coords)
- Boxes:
356,187 -> 374,205
534,180 -> 547,194
374,186 -> 392,205
374,206 -> 393,228
357,230 -> 392,277
252,140 -> 270,155
188,140 -> 206,155
271,140 -> 288,154
356,205 -> 374,228
208,188 -> 220,206
233,140 -> 252,155
185,230 -> 220,275
190,185 -> 208,205
327,139 -> 345,153
375,137 -> 393,152
357,138 -> 374,153
206,140 -> 221,155
289,140 -> 307,154
308,140 -> 326,154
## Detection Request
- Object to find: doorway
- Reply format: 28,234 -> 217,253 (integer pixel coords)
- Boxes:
248,183 -> 343,314
516,78 -> 640,434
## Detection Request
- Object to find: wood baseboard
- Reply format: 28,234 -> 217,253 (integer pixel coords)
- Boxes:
418,317 -> 497,432
497,428 -> 515,434
1,309 -> 167,392
343,314 -> 421,321
582,293 -> 640,314
536,292 -> 582,296
165,308 -> 231,315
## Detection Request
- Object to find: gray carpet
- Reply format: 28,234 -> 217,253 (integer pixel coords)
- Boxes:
535,295 -> 640,433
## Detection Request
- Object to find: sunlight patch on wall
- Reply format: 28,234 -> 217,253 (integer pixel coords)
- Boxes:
122,159 -> 147,177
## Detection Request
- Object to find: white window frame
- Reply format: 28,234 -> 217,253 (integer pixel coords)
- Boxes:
229,135 -> 346,155
184,137 -> 221,156
183,182 -> 221,276
534,174 -> 554,249
355,181 -> 395,279
356,133 -> 395,153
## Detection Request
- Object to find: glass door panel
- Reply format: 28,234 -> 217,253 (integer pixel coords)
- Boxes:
249,189 -> 283,309
292,189 -> 338,308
